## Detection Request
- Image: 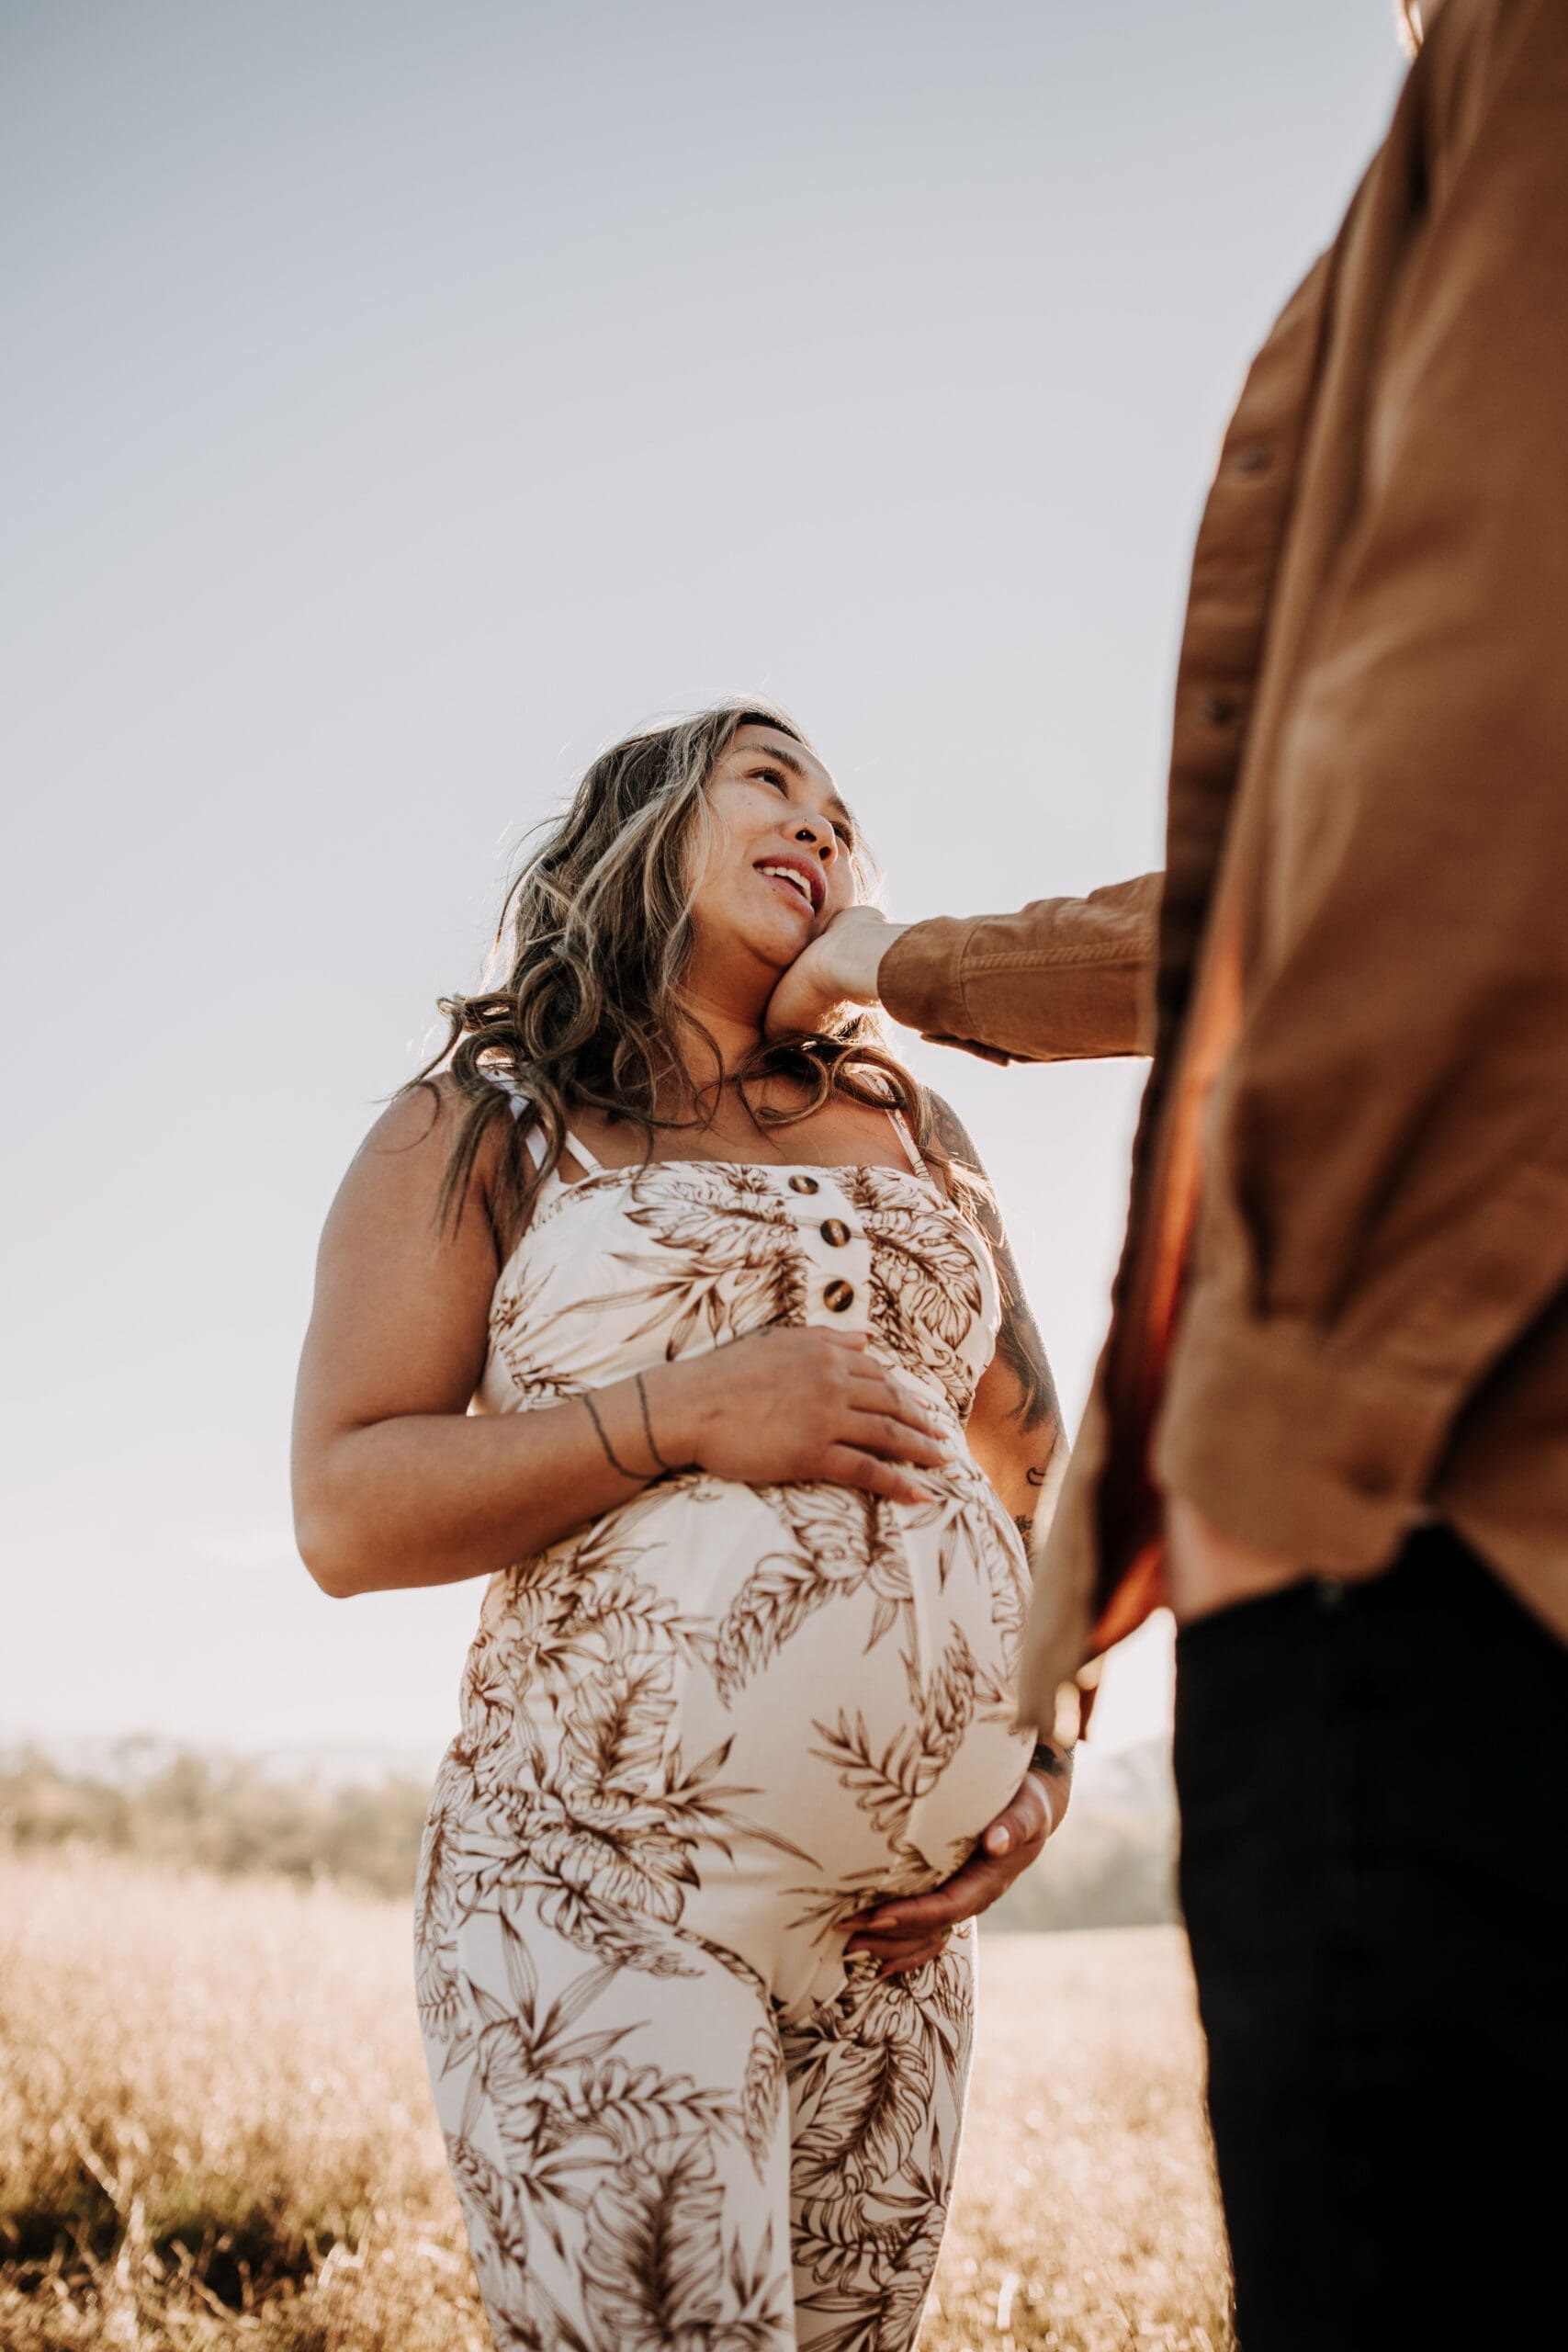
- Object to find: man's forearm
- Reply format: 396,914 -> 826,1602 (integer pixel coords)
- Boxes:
877,874 -> 1161,1065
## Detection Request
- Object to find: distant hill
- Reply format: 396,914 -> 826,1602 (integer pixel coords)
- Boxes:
0,1729 -> 1178,1931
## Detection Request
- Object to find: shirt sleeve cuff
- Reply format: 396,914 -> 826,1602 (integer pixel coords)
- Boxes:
879,920 -> 1017,1064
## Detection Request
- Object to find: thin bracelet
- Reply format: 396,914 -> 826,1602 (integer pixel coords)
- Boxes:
581,1390 -> 641,1483
635,1372 -> 677,1475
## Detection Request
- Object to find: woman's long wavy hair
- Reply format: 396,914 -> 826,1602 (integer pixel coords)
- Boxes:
412,702 -> 956,1240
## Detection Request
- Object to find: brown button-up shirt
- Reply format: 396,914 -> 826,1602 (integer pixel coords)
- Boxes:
881,0 -> 1568,1725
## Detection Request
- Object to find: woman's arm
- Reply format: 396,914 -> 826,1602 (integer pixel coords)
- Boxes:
919,1091 -> 1069,1560
291,1087 -> 953,1598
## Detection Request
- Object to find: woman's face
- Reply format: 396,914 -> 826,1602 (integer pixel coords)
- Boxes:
685,723 -> 861,991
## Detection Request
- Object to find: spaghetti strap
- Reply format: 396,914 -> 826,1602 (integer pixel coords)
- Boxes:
479,1069 -> 604,1178
480,1066 -> 529,1121
886,1108 -> 939,1194
479,1067 -> 548,1170
559,1126 -> 604,1174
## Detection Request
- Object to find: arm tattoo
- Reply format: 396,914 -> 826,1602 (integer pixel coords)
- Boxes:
922,1091 -> 1065,1441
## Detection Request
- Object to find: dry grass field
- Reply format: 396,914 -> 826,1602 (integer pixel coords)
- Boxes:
0,1852 -> 1230,2351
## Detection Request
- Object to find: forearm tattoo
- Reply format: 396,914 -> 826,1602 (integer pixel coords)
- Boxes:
923,1091 -> 1065,1443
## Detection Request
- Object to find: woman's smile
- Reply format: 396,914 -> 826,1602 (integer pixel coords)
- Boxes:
754,854 -> 824,916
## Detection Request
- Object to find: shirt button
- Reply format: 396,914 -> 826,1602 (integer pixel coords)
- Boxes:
1233,439 -> 1273,476
788,1174 -> 820,1195
818,1218 -> 851,1248
1201,693 -> 1240,727
822,1279 -> 855,1313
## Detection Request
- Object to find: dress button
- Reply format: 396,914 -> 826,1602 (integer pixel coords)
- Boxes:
1233,439 -> 1273,476
822,1279 -> 855,1313
1201,692 -> 1240,727
818,1218 -> 852,1248
788,1174 -> 820,1195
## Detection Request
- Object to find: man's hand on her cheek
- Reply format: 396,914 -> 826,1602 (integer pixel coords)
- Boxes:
763,906 -> 907,1039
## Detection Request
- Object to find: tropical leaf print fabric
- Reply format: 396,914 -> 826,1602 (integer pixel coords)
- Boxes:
417,1129 -> 1034,2351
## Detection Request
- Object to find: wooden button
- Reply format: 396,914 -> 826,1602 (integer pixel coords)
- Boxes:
788,1174 -> 820,1194
823,1279 -> 855,1312
818,1218 -> 851,1247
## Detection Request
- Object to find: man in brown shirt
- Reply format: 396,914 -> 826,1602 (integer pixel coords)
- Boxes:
769,3 -> 1568,2343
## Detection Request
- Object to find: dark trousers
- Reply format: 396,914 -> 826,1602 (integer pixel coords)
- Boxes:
1174,1524 -> 1568,2352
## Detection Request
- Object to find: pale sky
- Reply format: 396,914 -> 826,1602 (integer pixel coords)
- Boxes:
3,1 -> 1404,1765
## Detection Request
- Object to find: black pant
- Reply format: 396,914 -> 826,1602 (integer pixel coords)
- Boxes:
1174,1525 -> 1568,2352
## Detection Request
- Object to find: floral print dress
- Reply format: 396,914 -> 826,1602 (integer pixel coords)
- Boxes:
415,1102 -> 1035,2352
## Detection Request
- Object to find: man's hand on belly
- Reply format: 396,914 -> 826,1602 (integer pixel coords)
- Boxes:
842,1765 -> 1064,1976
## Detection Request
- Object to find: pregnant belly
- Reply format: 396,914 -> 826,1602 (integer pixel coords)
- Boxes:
437,1471 -> 1034,2017
695,1537 -> 1034,1896
465,1472 -> 1032,1890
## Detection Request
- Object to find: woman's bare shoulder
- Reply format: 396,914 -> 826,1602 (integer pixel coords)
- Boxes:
357,1073 -> 467,1158
334,1075 -> 510,1238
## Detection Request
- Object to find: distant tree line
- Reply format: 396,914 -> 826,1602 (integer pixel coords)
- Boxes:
0,1747 -> 431,1901
0,1742 -> 1179,1930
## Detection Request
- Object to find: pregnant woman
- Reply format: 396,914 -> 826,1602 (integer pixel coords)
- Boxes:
292,705 -> 1069,2352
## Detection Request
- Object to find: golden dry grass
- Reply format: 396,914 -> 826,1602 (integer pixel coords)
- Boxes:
0,1852 -> 1230,2350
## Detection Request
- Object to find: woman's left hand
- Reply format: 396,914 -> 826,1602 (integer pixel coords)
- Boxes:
842,1766 -> 1062,1976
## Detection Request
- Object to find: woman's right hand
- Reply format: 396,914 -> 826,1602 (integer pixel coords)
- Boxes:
652,1329 -> 953,1505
